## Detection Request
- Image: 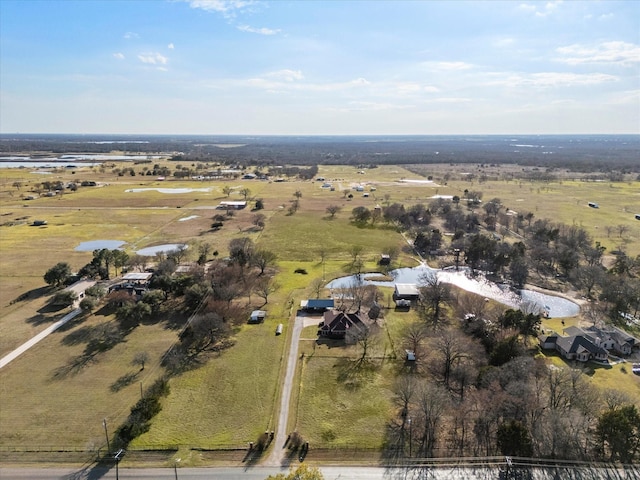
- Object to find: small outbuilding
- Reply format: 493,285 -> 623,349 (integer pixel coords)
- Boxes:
32,220 -> 48,226
393,284 -> 420,305
249,310 -> 267,323
301,299 -> 335,313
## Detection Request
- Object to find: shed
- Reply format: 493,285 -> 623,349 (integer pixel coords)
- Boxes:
32,220 -> 48,226
405,350 -> 416,361
249,310 -> 267,323
122,272 -> 153,282
394,284 -> 420,303
301,298 -> 335,312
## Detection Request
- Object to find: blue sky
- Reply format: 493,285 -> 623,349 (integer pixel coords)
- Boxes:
1,0 -> 638,134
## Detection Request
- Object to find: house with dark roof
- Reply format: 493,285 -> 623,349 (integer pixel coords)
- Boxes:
583,325 -> 639,356
538,333 -> 559,350
539,328 -> 608,362
555,334 -> 608,362
317,310 -> 366,339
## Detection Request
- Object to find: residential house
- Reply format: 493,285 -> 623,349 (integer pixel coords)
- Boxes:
317,310 -> 366,339
539,328 -> 608,362
582,325 -> 640,356
555,334 -> 608,362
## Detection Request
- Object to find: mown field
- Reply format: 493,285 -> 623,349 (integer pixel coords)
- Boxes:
0,160 -> 639,465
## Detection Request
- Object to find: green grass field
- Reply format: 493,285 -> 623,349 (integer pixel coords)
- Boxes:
1,160 -> 639,463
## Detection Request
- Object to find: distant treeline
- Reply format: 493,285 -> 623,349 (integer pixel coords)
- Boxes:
1,134 -> 639,172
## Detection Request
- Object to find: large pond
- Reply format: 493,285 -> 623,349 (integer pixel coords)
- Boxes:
136,244 -> 186,256
0,161 -> 102,168
75,240 -> 127,251
326,264 -> 580,318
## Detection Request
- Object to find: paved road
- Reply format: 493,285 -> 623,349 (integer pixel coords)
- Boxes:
0,280 -> 94,370
1,465 -> 638,480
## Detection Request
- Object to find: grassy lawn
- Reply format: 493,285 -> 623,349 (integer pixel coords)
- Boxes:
295,356 -> 396,449
0,314 -> 176,448
133,319 -> 286,449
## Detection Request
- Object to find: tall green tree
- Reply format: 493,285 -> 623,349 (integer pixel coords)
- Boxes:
44,262 -> 72,287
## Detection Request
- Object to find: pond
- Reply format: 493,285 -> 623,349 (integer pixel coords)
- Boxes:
136,243 -> 187,256
0,160 -> 102,168
125,187 -> 212,194
75,240 -> 127,251
326,264 -> 580,318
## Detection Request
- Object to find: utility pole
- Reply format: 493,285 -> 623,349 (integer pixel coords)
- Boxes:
103,418 -> 111,455
408,417 -> 412,457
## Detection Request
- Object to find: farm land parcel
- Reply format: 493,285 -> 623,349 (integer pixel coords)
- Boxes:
0,157 -> 639,466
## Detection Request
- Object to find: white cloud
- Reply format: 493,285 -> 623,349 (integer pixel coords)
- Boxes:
138,53 -> 169,65
123,32 -> 139,39
493,37 -> 515,48
113,53 -> 125,60
433,97 -> 472,103
424,61 -> 474,71
556,41 -> 640,66
245,75 -> 370,93
395,82 -> 440,95
237,24 -> 280,35
491,71 -> 617,88
168,43 -> 175,49
519,1 -> 562,17
264,69 -> 304,81
185,0 -> 256,18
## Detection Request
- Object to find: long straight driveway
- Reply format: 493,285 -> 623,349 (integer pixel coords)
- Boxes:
264,312 -> 312,466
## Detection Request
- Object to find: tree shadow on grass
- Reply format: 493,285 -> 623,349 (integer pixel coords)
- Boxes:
334,357 -> 377,390
110,371 -> 140,392
25,310 -> 67,326
52,322 -> 126,380
8,285 -> 50,305
56,311 -> 89,332
37,302 -> 69,314
51,352 -> 98,379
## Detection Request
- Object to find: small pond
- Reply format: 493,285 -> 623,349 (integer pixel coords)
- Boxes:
136,243 -> 187,256
326,264 -> 580,318
75,240 -> 127,251
178,215 -> 200,222
125,188 -> 211,194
